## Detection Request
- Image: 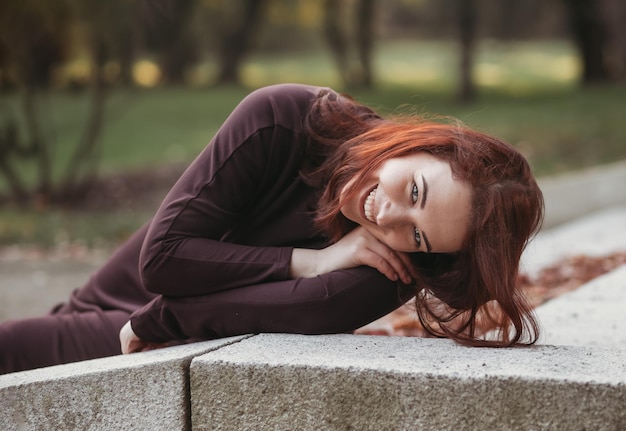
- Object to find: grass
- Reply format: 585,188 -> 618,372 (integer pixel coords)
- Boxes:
0,209 -> 147,249
1,39 -> 625,249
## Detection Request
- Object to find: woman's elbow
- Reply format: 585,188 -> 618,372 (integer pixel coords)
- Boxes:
139,248 -> 176,295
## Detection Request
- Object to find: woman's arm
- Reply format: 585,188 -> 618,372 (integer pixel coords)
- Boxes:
125,227 -> 416,351
139,84 -> 323,297
128,266 -> 414,345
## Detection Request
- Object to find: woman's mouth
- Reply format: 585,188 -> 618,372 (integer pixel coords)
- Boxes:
364,186 -> 377,223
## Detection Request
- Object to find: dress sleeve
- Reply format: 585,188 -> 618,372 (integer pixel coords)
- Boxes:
138,84 -> 322,297
130,267 -> 415,342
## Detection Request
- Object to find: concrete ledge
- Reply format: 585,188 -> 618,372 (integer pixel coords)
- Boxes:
0,336 -> 249,431
522,205 -> 626,277
539,160 -> 626,229
536,264 -> 626,348
190,334 -> 626,430
3,331 -> 625,430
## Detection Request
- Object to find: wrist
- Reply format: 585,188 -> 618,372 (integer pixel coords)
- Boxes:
289,248 -> 319,278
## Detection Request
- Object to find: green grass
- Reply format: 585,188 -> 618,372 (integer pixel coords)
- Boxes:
0,208 -> 150,249
1,39 -> 625,249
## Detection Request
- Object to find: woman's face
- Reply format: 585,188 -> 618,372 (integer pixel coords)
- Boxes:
340,152 -> 472,253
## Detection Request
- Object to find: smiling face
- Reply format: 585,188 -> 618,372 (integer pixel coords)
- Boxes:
340,152 -> 472,253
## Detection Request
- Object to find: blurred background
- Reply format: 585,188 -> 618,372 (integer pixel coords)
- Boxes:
1,0 -> 625,251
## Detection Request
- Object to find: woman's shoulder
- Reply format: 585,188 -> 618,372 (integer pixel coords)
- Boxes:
245,83 -> 332,105
230,83 -> 335,132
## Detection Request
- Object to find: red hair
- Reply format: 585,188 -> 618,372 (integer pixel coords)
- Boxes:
303,90 -> 544,347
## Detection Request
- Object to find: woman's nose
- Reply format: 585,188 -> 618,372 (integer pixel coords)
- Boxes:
376,201 -> 406,228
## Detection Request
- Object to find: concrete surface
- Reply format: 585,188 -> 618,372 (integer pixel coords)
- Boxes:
539,159 -> 626,229
520,205 -> 626,349
521,205 -> 626,277
190,333 -> 626,431
0,336 -> 250,431
0,259 -> 101,322
535,264 -> 626,347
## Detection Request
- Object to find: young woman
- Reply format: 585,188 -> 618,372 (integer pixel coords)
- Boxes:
0,83 -> 543,374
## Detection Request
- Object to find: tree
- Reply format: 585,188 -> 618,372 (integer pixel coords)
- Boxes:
0,1 -> 72,204
562,0 -> 610,85
457,0 -> 477,102
355,0 -> 376,88
214,0 -> 267,85
142,0 -> 198,85
598,0 -> 626,82
0,0 -> 121,206
323,0 -> 350,86
323,0 -> 376,89
0,1 -> 69,90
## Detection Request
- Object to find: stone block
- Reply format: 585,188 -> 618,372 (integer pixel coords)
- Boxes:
535,265 -> 626,347
539,160 -> 626,229
191,334 -> 626,430
1,336 -> 249,431
522,206 -> 626,277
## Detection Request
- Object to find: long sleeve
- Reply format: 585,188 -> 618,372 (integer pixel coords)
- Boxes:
131,267 -> 414,342
138,84 -> 326,297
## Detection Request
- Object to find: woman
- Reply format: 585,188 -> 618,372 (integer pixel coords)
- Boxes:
0,83 -> 543,374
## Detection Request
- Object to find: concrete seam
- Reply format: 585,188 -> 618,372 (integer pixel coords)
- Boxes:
183,334 -> 258,431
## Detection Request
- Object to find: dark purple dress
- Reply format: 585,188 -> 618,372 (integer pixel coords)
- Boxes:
0,84 -> 411,373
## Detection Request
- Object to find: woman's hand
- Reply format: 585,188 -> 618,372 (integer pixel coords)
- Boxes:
119,320 -> 169,354
291,226 -> 415,284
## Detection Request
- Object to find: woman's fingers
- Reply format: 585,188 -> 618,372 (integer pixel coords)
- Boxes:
119,320 -> 150,354
357,248 -> 401,282
120,320 -> 172,354
358,240 -> 412,284
119,321 -> 136,354
345,228 -> 411,283
311,226 -> 415,284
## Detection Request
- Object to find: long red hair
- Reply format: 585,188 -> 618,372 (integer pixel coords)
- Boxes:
303,89 -> 544,347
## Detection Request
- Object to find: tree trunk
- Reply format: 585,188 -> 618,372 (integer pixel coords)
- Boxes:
117,14 -> 141,86
21,87 -> 53,199
458,0 -> 476,102
323,0 -> 350,86
599,0 -> 626,81
62,40 -> 107,199
0,122 -> 28,204
215,0 -> 266,85
563,0 -> 610,84
158,0 -> 197,85
355,0 -> 375,88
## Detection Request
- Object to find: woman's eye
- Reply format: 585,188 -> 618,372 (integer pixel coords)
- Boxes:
414,227 -> 421,248
411,182 -> 419,204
